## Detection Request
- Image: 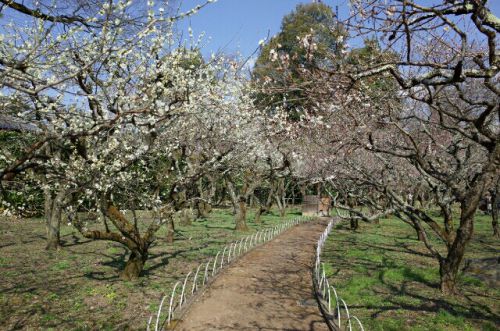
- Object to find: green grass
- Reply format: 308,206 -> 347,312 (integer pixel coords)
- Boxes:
0,207 -> 301,330
322,214 -> 499,330
51,260 -> 71,271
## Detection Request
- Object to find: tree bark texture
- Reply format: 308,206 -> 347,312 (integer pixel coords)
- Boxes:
44,188 -> 65,250
235,197 -> 249,231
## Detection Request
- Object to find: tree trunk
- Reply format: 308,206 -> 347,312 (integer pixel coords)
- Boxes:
491,188 -> 499,237
400,211 -> 425,241
44,189 -> 65,250
439,211 -> 474,294
437,143 -> 499,293
416,227 -> 425,241
439,257 -> 459,295
235,197 -> 249,231
300,184 -> 307,204
45,207 -> 61,250
348,202 -> 358,230
166,218 -> 175,243
263,187 -> 274,214
195,178 -> 213,219
120,250 -> 147,280
254,206 -> 263,224
179,209 -> 192,226
442,204 -> 454,236
208,176 -> 217,205
350,218 -> 359,230
279,191 -> 287,217
275,194 -> 285,218
199,201 -> 211,218
193,202 -> 200,220
226,181 -> 239,215
73,201 -> 166,281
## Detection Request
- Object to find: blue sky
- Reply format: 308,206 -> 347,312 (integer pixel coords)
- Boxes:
2,0 -> 499,60
177,0 -> 500,59
178,0 -> 352,59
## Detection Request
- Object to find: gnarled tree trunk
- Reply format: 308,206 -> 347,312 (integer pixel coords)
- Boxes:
121,250 -> 148,280
438,145 -> 500,294
226,179 -> 254,231
439,185 -> 487,293
441,204 -> 454,237
72,201 -> 171,281
439,229 -> 471,295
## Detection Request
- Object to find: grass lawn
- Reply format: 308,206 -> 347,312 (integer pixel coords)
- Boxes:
0,207 -> 301,330
322,213 -> 499,331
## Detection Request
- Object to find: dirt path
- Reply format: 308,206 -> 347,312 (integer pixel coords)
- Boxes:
175,219 -> 330,331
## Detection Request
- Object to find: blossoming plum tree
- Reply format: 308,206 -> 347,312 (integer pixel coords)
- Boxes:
286,0 -> 499,294
0,0 -> 282,279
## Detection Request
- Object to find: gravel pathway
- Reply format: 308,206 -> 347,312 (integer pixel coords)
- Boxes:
175,219 -> 330,331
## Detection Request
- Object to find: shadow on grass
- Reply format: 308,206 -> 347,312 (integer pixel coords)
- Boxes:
368,282 -> 499,323
60,233 -> 93,247
323,222 -> 500,329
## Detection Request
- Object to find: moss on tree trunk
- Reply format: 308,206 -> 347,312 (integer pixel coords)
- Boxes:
120,251 -> 147,280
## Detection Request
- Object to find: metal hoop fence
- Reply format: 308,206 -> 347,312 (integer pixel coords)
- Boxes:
147,216 -> 313,331
314,217 -> 364,331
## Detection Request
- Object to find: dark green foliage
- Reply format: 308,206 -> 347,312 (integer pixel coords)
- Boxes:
252,2 -> 345,119
0,131 -> 44,217
347,37 -> 400,103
